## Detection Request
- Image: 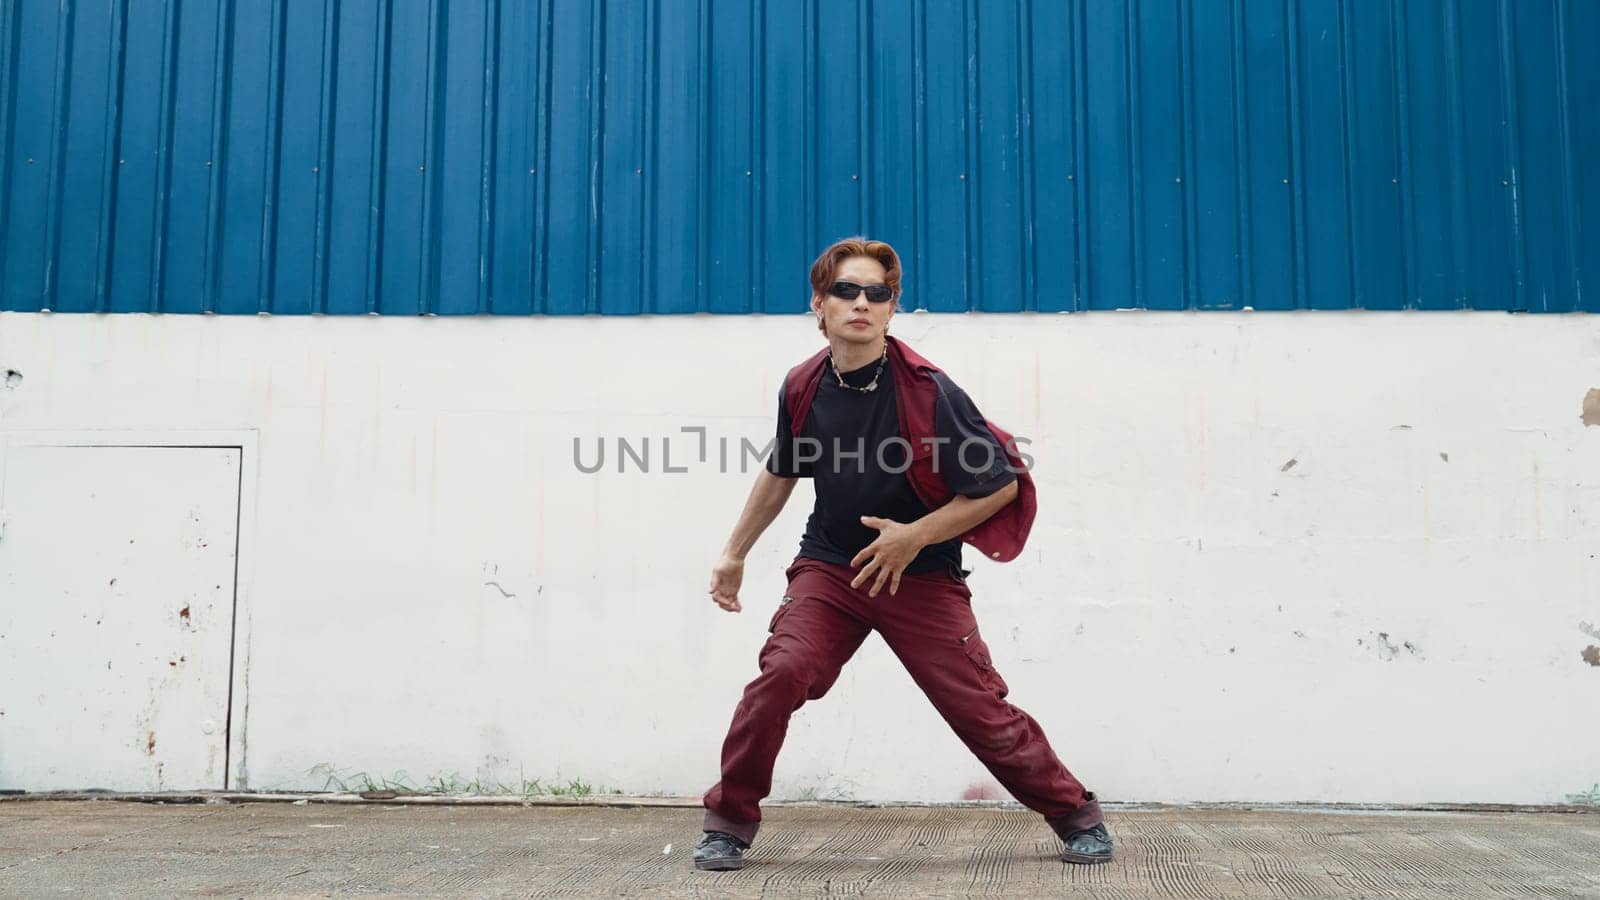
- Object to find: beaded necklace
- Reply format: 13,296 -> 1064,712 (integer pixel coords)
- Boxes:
828,341 -> 889,393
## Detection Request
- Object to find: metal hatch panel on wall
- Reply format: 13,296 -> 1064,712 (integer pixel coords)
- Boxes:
0,442 -> 241,791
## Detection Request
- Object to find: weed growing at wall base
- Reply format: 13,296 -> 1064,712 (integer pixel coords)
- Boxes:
790,775 -> 859,802
306,763 -> 619,798
1564,784 -> 1600,806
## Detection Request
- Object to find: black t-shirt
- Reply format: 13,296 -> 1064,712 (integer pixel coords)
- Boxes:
768,356 -> 1018,576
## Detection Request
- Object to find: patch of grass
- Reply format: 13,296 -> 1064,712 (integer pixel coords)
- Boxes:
424,773 -> 476,795
1564,784 -> 1600,806
547,778 -> 595,797
304,764 -> 615,798
789,778 -> 856,803
308,764 -> 427,795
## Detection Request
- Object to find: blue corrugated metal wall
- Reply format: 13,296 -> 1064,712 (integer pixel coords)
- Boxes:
0,0 -> 1594,315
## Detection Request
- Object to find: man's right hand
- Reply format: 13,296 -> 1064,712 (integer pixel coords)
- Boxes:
709,556 -> 745,613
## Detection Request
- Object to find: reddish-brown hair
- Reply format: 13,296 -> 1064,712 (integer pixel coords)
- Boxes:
808,236 -> 903,301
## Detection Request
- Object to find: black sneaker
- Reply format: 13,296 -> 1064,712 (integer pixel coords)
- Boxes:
692,831 -> 749,871
1060,823 -> 1114,865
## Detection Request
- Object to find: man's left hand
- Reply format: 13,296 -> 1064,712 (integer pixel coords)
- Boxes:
850,516 -> 926,597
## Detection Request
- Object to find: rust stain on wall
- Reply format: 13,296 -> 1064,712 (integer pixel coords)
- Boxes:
1582,646 -> 1600,667
961,782 -> 1001,801
1582,389 -> 1600,426
145,731 -> 157,756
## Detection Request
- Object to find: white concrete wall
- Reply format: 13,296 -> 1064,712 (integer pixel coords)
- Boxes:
2,310 -> 1598,805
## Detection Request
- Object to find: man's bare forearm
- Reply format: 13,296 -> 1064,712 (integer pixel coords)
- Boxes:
910,480 -> 1019,548
721,469 -> 800,560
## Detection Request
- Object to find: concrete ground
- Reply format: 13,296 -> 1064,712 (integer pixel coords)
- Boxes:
1,796 -> 1597,898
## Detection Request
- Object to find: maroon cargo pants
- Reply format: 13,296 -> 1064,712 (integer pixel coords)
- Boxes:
702,557 -> 1103,844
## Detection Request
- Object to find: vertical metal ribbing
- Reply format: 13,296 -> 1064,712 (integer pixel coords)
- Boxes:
857,0 -> 870,232
1442,0 -> 1468,306
3,0 -> 1579,320
1283,0 -> 1308,309
0,0 -> 20,302
1178,0 -> 1198,309
258,0 -> 287,313
94,0 -> 130,312
1229,0 -> 1251,309
312,0 -> 341,314
534,0 -> 553,313
911,0 -> 926,308
530,0 -> 552,313
416,0 -> 446,314
751,0 -> 765,310
804,0 -> 816,254
149,0 -> 180,312
1017,0 -> 1037,311
1495,0 -> 1527,309
42,0 -> 76,310
695,0 -> 709,310
585,0 -> 605,313
857,0 -> 869,234
476,0 -> 500,313
203,0 -> 233,313
1551,0 -> 1581,307
962,0 -> 979,308
641,0 -> 657,311
1125,0 -> 1142,308
1390,0 -> 1417,307
364,0 -> 392,314
1070,0 -> 1089,310
1335,0 -> 1359,307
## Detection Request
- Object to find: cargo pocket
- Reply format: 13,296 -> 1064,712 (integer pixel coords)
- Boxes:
959,627 -> 1010,699
768,595 -> 796,634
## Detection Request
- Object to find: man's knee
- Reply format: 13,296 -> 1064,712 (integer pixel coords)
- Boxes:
974,718 -> 1029,754
757,645 -> 838,700
940,697 -> 1029,753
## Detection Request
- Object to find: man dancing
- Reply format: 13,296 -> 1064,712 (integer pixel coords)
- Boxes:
694,237 -> 1112,870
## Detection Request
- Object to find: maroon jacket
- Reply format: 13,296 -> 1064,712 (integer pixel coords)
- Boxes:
780,336 -> 1038,563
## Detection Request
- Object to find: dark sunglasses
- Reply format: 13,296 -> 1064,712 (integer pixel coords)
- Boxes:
829,280 -> 895,303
